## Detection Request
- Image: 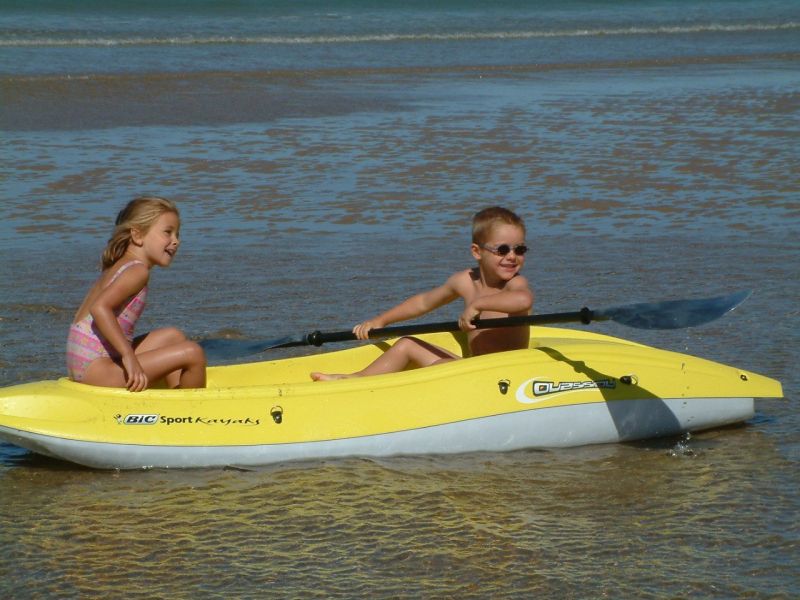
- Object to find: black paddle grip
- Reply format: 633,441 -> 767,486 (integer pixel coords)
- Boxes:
306,330 -> 359,346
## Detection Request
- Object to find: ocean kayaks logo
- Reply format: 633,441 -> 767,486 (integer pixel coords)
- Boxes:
116,414 -> 260,426
516,377 -> 616,404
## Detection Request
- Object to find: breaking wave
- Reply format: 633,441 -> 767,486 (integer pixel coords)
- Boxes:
2,21 -> 798,47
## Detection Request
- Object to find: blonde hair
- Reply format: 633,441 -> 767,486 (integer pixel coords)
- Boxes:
472,206 -> 526,244
101,196 -> 179,269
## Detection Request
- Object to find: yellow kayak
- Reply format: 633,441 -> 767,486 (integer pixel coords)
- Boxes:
0,327 -> 782,470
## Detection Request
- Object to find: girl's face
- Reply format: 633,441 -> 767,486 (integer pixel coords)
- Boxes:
135,212 -> 181,268
471,223 -> 527,283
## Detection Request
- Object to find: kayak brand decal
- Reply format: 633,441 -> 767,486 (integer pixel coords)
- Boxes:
515,377 -> 616,404
116,414 -> 261,426
118,414 -> 159,425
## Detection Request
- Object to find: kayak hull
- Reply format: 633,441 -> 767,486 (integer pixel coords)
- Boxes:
0,327 -> 782,469
0,397 -> 754,470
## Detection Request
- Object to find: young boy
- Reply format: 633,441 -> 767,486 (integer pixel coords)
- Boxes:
311,206 -> 534,380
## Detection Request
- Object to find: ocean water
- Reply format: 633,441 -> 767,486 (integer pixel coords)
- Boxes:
1,1 -> 799,597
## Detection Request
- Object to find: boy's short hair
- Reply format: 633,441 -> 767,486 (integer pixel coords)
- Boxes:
472,207 -> 526,244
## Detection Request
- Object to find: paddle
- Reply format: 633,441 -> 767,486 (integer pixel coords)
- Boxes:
199,290 -> 752,362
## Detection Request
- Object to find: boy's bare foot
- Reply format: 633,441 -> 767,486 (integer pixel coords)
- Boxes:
310,372 -> 352,381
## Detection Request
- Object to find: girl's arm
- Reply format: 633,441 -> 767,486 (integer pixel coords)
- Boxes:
352,274 -> 462,339
459,275 -> 534,330
90,264 -> 150,391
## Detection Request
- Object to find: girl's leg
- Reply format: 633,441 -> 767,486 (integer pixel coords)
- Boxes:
311,337 -> 458,381
133,328 -> 206,388
82,327 -> 206,389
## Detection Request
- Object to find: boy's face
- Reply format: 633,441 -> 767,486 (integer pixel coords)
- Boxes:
470,223 -> 527,281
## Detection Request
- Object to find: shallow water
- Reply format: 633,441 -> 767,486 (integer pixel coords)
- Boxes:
1,438 -> 797,598
1,1 -> 799,597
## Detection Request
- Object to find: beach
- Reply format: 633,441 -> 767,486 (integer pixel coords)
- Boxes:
1,1 -> 799,597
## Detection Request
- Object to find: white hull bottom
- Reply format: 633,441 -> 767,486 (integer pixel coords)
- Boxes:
0,397 -> 755,470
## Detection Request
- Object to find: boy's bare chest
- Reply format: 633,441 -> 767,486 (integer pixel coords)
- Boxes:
463,279 -> 499,303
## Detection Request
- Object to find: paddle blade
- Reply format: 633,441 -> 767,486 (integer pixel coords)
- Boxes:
597,290 -> 752,329
199,335 -> 305,361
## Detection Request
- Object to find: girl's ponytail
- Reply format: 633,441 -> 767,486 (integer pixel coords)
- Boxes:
101,227 -> 133,269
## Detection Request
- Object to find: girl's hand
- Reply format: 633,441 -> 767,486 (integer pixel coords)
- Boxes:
122,354 -> 148,392
353,319 -> 384,340
459,305 -> 480,331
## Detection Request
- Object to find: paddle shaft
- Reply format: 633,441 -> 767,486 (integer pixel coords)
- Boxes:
304,308 -> 596,346
199,290 -> 750,359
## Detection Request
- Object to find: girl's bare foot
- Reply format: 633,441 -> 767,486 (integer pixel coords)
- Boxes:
310,372 -> 353,381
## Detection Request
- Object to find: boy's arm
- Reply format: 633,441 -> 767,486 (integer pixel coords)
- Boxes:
459,275 -> 534,331
352,274 -> 463,339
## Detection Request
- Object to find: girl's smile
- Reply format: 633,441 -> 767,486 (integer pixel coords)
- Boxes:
138,212 -> 181,267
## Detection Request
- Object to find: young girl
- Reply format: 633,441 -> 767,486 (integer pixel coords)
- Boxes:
66,196 -> 206,391
311,206 -> 534,380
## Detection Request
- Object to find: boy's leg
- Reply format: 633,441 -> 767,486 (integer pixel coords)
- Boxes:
311,336 -> 459,380
356,337 -> 458,376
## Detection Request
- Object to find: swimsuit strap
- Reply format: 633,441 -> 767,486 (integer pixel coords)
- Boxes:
108,260 -> 146,285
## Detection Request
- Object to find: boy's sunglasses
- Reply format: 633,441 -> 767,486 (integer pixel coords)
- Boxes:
480,243 -> 529,256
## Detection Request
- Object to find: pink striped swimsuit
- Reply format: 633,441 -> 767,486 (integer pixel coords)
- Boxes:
66,260 -> 148,382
